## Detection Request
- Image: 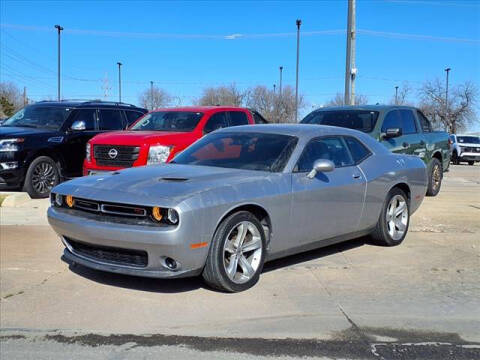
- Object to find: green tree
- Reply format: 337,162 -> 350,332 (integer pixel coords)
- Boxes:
0,96 -> 15,117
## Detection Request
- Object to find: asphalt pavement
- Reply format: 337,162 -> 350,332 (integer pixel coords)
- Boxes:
1,164 -> 479,359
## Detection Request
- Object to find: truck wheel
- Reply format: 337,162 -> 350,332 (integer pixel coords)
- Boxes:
202,211 -> 266,292
23,156 -> 60,198
452,151 -> 459,165
468,161 -> 474,166
426,158 -> 442,197
370,187 -> 410,247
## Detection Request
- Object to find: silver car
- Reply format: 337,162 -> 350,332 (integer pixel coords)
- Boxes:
48,125 -> 427,292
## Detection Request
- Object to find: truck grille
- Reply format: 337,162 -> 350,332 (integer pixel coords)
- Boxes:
65,238 -> 148,267
94,145 -> 140,167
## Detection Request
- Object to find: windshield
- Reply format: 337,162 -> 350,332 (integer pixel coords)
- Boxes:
173,132 -> 298,172
130,111 -> 203,132
2,105 -> 72,130
457,136 -> 480,144
301,110 -> 379,133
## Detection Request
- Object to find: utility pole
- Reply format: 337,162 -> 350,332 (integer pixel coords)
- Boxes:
279,66 -> 283,97
273,84 -> 276,94
117,62 -> 122,102
295,19 -> 302,122
445,67 -> 451,132
395,86 -> 399,105
150,81 -> 154,110
54,24 -> 63,101
344,0 -> 356,105
23,86 -> 27,106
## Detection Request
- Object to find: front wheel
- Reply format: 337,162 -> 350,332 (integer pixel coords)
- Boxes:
23,156 -> 60,198
202,211 -> 266,292
370,187 -> 410,246
426,158 -> 442,197
468,161 -> 474,166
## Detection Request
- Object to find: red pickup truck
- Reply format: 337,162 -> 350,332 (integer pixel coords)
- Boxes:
83,106 -> 266,175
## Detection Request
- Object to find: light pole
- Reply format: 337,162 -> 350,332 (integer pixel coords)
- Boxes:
295,19 -> 302,122
395,86 -> 399,105
279,66 -> 283,97
54,25 -> 63,101
445,67 -> 451,130
273,84 -> 276,94
150,81 -> 154,110
344,0 -> 356,105
117,62 -> 122,102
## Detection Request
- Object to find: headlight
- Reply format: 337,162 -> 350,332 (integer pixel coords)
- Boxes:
0,138 -> 24,152
151,207 -> 179,225
55,194 -> 63,207
86,143 -> 91,160
147,145 -> 171,165
167,208 -> 179,224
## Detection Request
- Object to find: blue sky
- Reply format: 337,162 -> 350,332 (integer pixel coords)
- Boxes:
1,0 -> 479,126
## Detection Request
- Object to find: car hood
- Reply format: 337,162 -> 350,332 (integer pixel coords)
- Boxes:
90,130 -> 190,146
52,164 -> 272,206
0,126 -> 56,138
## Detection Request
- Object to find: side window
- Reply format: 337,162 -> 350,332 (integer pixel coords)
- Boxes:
399,110 -> 417,134
73,109 -> 96,130
296,137 -> 354,172
228,111 -> 249,127
203,112 -> 228,134
98,109 -> 125,130
417,111 -> 432,133
344,136 -> 371,163
381,110 -> 402,132
252,110 -> 268,124
125,111 -> 144,126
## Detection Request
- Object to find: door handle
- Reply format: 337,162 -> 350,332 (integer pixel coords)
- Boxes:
402,142 -> 409,148
353,174 -> 361,179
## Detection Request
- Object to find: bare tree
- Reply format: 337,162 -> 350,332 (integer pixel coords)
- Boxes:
196,83 -> 245,107
390,82 -> 412,105
418,78 -> 478,133
245,85 -> 275,122
138,86 -> 173,110
274,85 -> 306,123
0,82 -> 23,117
324,92 -> 368,106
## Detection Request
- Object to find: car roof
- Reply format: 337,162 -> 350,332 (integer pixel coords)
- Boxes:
310,105 -> 417,112
151,106 -> 249,113
30,100 -> 146,110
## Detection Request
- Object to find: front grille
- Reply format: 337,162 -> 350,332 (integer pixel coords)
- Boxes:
94,145 -> 140,168
66,238 -> 148,267
71,197 -> 148,218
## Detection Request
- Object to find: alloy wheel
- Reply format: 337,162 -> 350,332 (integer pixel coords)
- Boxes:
385,195 -> 408,241
432,164 -> 441,191
223,221 -> 263,284
31,161 -> 57,195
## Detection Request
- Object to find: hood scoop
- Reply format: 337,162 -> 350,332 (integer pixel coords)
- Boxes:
159,177 -> 189,182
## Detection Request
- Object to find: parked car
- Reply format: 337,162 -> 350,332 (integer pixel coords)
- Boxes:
301,105 -> 450,196
48,124 -> 427,292
83,106 -> 266,175
0,101 -> 147,198
449,134 -> 480,165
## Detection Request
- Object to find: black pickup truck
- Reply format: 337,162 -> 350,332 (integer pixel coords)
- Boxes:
301,105 -> 451,196
0,100 -> 147,198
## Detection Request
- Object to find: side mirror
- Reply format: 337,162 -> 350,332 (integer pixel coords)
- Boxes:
307,159 -> 335,179
70,120 -> 86,131
383,128 -> 402,139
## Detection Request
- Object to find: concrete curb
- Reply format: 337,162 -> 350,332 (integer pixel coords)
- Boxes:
0,192 -> 31,207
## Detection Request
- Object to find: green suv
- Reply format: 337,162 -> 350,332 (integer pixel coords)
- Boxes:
301,105 -> 450,196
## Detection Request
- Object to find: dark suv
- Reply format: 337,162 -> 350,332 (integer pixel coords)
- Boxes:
0,100 -> 147,198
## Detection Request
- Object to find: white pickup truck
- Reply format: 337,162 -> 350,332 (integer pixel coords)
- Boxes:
449,134 -> 480,165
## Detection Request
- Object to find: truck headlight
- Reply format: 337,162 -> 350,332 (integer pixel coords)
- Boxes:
147,145 -> 171,165
0,138 -> 24,152
86,143 -> 91,160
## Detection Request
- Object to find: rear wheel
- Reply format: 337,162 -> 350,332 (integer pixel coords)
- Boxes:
202,211 -> 266,292
452,151 -> 460,165
468,161 -> 474,166
23,156 -> 60,198
426,158 -> 442,197
370,187 -> 410,246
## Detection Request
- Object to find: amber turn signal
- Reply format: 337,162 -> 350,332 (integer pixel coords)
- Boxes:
152,206 -> 163,221
65,195 -> 74,208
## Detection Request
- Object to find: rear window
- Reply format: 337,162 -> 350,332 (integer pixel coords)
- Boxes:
130,111 -> 203,132
301,110 -> 379,133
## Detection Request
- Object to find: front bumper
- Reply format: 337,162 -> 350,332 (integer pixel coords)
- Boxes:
47,207 -> 208,279
0,168 -> 24,189
459,152 -> 480,162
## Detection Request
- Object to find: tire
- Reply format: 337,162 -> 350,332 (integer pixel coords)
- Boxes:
452,151 -> 459,165
426,158 -> 442,197
202,211 -> 266,292
468,161 -> 474,166
23,156 -> 60,198
370,187 -> 410,247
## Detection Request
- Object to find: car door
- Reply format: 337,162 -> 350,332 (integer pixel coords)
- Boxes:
97,108 -> 127,133
380,110 -> 405,153
397,109 -> 425,158
226,111 -> 249,127
291,136 -> 366,244
62,108 -> 99,177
